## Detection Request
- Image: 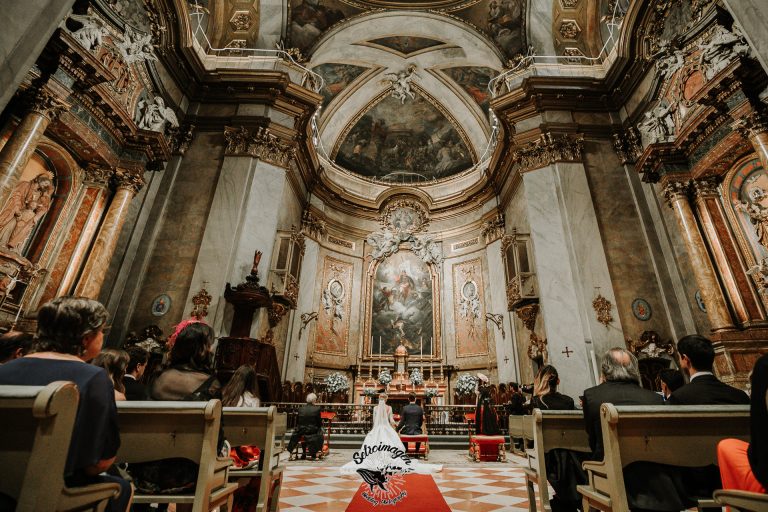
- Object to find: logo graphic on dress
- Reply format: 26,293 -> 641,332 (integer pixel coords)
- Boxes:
352,443 -> 412,505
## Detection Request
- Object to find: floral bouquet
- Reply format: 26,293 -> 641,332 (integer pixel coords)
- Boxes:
324,372 -> 349,394
456,374 -> 478,396
362,387 -> 379,397
378,369 -> 392,385
410,368 -> 424,386
425,387 -> 440,398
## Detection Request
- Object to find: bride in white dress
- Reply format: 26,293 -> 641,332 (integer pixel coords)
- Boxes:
341,393 -> 442,476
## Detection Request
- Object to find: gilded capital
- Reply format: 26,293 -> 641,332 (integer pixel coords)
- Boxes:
83,165 -> 114,188
692,176 -> 721,199
27,88 -> 69,121
735,109 -> 768,139
113,171 -> 145,194
612,128 -> 642,165
512,132 -> 584,172
663,180 -> 691,205
223,125 -> 296,168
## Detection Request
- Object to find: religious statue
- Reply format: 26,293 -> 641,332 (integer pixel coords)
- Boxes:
383,64 -> 419,104
67,13 -> 109,51
699,23 -> 750,80
0,174 -> 54,254
367,230 -> 404,261
654,40 -> 686,80
738,175 -> 768,251
747,257 -> 768,295
251,250 -> 262,276
321,279 -> 344,333
409,234 -> 442,265
135,96 -> 179,132
637,101 -> 676,146
117,26 -> 157,64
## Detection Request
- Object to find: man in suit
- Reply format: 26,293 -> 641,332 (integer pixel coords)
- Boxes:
123,345 -> 149,400
397,393 -> 424,455
668,334 -> 749,405
287,392 -> 324,460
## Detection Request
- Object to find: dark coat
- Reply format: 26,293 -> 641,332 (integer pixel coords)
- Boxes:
667,374 -> 750,405
531,391 -> 575,411
749,354 -> 768,489
296,404 -> 322,434
508,391 -> 526,415
582,380 -> 664,460
397,403 -> 424,435
123,376 -> 147,401
476,386 -> 500,435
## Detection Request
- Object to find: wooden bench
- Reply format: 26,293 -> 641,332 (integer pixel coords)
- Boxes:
0,382 -> 122,511
524,409 -> 589,512
713,489 -> 768,512
509,414 -> 534,457
116,400 -> 238,512
578,404 -> 751,512
222,406 -> 287,512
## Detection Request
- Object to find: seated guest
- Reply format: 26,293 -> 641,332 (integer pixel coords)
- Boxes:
122,346 -> 149,401
668,334 -> 749,405
150,320 -> 221,401
221,364 -> 261,407
475,373 -> 501,435
0,330 -> 34,364
92,348 -> 130,401
287,393 -> 324,460
717,353 -> 768,495
507,382 -> 526,415
397,393 -> 424,454
0,297 -> 131,512
530,365 -> 575,410
658,368 -> 684,401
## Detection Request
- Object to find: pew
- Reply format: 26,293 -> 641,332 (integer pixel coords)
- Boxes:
578,404 -> 751,512
713,489 -> 768,512
116,400 -> 238,512
509,414 -> 534,457
0,382 -> 121,511
222,406 -> 287,512
523,409 -> 590,512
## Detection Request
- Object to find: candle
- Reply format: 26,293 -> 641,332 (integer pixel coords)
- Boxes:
12,303 -> 23,328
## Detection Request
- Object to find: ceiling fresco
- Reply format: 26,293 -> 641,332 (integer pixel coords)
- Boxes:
314,63 -> 370,107
289,0 -> 526,59
365,36 -> 446,56
442,66 -> 498,112
334,92 -> 474,182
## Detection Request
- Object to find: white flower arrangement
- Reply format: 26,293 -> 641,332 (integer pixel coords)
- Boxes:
410,368 -> 424,386
378,369 -> 392,385
324,372 -> 349,394
362,387 -> 379,397
455,374 -> 478,396
425,387 -> 439,398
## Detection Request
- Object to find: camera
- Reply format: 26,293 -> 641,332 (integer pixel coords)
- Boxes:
521,383 -> 534,394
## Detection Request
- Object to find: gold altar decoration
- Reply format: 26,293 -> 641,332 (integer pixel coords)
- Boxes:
592,292 -> 613,327
190,286 -> 212,320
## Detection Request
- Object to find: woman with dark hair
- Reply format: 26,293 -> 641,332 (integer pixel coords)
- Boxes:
0,330 -> 34,363
93,348 -> 130,401
475,373 -> 501,435
0,296 -> 132,512
530,365 -> 575,410
150,320 -> 221,401
221,365 -> 260,407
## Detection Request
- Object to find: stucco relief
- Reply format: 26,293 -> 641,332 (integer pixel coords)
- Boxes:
453,258 -> 489,357
315,257 -> 353,356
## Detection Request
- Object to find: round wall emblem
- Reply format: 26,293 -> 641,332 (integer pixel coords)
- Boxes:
631,298 -> 652,321
151,294 -> 171,317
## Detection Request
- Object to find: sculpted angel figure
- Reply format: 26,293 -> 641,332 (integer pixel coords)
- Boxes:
637,101 -> 676,146
117,27 -> 157,64
383,65 -> 419,104
699,23 -> 750,80
410,235 -> 442,265
0,174 -> 54,254
367,231 -> 403,261
67,13 -> 108,51
654,40 -> 686,80
135,96 -> 179,132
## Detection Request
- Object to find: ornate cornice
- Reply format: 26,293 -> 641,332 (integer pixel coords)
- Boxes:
26,88 -> 69,121
515,303 -> 539,332
223,125 -> 296,168
480,212 -> 505,245
512,133 -> 584,172
734,109 -> 768,139
82,165 -> 114,188
169,123 -> 195,155
662,180 -> 692,206
612,127 -> 642,165
113,170 -> 146,194
301,209 -> 327,241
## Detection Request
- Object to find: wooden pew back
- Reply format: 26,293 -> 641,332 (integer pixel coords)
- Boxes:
580,404 -> 751,512
116,400 -> 237,512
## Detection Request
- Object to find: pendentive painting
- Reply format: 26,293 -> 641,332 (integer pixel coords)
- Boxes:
443,66 -> 498,112
313,63 -> 369,108
315,257 -> 354,355
369,251 -> 435,357
453,258 -> 489,357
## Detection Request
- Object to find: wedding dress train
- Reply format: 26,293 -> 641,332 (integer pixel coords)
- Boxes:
340,400 -> 442,475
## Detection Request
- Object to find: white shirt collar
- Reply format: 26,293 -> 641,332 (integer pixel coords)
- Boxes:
124,374 -> 137,380
690,371 -> 714,381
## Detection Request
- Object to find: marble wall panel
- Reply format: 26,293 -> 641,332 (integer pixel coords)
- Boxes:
314,256 -> 353,356
486,238 -> 518,383
284,237 -> 320,381
453,257 -> 489,358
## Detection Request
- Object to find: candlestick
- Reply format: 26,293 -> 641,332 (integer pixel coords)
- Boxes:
11,303 -> 22,328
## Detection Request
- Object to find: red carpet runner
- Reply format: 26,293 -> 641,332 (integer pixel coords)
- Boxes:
345,473 -> 450,511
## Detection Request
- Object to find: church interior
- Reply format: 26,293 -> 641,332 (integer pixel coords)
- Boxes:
1,0 -> 768,510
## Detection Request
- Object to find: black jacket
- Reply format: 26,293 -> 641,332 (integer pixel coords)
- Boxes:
296,404 -> 322,433
123,376 -> 147,401
532,391 -> 575,411
667,374 -> 750,405
749,354 -> 768,489
582,380 -> 663,460
397,403 -> 424,435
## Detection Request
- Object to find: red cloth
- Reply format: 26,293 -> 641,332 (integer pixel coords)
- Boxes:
345,474 -> 449,512
718,439 -> 766,494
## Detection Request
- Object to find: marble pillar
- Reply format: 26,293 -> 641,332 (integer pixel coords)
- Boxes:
183,155 -> 291,337
75,172 -> 144,299
284,237 -> 319,381
486,238 -> 517,383
523,162 -> 621,400
0,89 -> 68,209
52,167 -> 112,298
663,181 -> 734,331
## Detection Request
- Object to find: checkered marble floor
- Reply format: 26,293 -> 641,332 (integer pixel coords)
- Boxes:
279,463 -> 539,512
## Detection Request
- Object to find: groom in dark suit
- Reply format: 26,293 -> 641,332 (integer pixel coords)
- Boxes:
397,393 -> 424,454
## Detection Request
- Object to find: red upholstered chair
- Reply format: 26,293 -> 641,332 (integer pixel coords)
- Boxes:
469,435 -> 507,462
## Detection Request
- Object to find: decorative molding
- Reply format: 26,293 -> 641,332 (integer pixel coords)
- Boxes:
480,213 -> 505,244
380,197 -> 429,234
223,126 -> 296,168
301,210 -> 327,241
328,234 -> 355,250
451,237 -> 480,252
113,170 -> 145,193
692,176 -> 721,199
190,286 -> 212,320
229,11 -> 252,31
558,19 -> 581,40
512,132 -> 583,172
82,165 -> 114,188
268,301 -> 289,328
612,128 -> 642,165
663,180 -> 691,206
515,303 -> 538,332
527,332 -> 548,362
592,293 -> 613,327
734,109 -> 768,139
26,88 -> 69,121
284,274 -> 299,308
485,313 -> 505,340
169,123 -> 195,155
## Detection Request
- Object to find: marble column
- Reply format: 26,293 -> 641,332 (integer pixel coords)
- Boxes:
523,162 -> 621,400
75,171 -> 144,299
53,167 -> 112,298
284,236 -> 319,381
0,88 -> 68,209
663,181 -> 734,331
486,237 -> 517,383
736,110 -> 768,172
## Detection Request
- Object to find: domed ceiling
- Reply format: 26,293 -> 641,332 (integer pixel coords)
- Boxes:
292,0 -> 525,184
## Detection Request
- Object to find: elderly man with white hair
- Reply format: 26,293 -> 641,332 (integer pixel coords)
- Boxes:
287,392 -> 324,460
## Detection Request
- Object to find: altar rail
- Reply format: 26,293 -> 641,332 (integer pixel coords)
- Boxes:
264,403 -> 510,436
